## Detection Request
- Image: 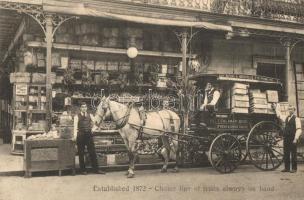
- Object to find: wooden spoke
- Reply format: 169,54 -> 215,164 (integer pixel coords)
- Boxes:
209,134 -> 241,173
247,121 -> 283,171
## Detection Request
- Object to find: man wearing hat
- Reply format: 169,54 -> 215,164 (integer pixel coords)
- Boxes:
274,104 -> 302,173
197,82 -> 221,127
73,102 -> 105,175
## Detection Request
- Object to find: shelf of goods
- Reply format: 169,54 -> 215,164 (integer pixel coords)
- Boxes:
24,139 -> 75,177
11,84 -> 48,155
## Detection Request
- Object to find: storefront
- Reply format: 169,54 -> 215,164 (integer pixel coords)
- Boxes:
1,0 -> 304,169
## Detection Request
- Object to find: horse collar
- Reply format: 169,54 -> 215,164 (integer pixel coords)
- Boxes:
115,102 -> 134,129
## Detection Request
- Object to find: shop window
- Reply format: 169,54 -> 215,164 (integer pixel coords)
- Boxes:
253,56 -> 285,81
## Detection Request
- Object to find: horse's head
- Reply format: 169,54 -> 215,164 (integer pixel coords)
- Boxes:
95,96 -> 111,124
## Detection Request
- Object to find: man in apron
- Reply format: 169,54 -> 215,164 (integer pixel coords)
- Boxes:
73,102 -> 106,175
274,104 -> 302,173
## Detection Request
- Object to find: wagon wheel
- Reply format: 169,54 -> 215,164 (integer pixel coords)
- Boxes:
246,121 -> 283,171
236,135 -> 248,163
208,134 -> 242,173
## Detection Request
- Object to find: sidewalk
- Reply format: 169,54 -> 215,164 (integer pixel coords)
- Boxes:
0,144 -> 23,175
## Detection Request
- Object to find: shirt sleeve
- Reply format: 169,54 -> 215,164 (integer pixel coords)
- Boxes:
295,117 -> 302,130
203,92 -> 208,105
210,90 -> 220,105
90,114 -> 95,124
73,115 -> 78,139
294,117 -> 302,141
274,104 -> 287,122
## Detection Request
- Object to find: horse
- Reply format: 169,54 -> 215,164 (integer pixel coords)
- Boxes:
94,96 -> 181,178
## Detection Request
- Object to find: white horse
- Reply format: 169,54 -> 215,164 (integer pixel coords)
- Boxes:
94,97 -> 181,178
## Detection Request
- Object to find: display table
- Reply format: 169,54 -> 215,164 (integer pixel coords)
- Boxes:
24,139 -> 75,177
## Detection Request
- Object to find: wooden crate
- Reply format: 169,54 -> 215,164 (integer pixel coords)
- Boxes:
266,90 -> 279,103
231,100 -> 249,108
232,88 -> 248,95
24,139 -> 75,177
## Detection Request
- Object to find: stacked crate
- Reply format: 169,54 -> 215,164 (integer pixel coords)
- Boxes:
231,83 -> 249,113
249,89 -> 268,114
266,90 -> 279,114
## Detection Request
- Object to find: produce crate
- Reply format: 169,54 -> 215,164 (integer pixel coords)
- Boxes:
232,83 -> 249,90
250,98 -> 267,104
266,90 -> 279,103
232,88 -> 248,95
24,139 -> 75,177
232,100 -> 249,108
232,94 -> 249,102
231,108 -> 249,113
249,92 -> 267,99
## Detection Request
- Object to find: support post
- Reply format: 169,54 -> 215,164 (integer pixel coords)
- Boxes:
180,30 -> 188,165
45,14 -> 53,130
285,40 -> 291,102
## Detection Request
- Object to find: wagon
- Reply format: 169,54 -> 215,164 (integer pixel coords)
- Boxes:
181,74 -> 285,173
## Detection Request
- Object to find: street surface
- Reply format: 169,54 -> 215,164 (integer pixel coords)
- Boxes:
0,164 -> 303,200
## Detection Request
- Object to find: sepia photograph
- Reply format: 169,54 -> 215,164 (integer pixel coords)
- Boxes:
0,0 -> 304,199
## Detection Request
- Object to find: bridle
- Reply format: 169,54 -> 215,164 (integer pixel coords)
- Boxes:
101,100 -> 134,129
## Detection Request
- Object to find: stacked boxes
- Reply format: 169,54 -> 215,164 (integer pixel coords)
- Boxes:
231,83 -> 249,113
249,89 -> 268,114
266,90 -> 279,114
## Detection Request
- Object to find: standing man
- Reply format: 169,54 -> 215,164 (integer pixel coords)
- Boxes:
274,104 -> 302,173
73,102 -> 105,175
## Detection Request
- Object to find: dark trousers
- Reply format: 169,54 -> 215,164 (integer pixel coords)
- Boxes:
196,108 -> 215,126
77,132 -> 99,171
283,137 -> 297,171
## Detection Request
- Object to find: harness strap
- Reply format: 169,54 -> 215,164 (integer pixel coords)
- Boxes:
157,111 -> 166,131
115,102 -> 134,129
164,110 -> 175,132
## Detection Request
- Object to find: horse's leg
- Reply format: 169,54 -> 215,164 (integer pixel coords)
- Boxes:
121,137 -> 131,176
160,135 -> 170,173
172,138 -> 179,173
127,135 -> 138,178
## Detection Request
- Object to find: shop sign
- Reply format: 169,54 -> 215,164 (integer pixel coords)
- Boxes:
16,84 -> 28,95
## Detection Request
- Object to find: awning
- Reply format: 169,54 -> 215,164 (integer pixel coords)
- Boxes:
189,73 -> 283,85
42,1 -> 232,32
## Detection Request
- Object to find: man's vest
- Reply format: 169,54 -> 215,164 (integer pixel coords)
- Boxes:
284,115 -> 296,139
78,113 -> 92,133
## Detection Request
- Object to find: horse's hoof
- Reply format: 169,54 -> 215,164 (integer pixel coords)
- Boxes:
127,173 -> 135,178
171,168 -> 179,173
125,171 -> 129,176
160,168 -> 167,173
